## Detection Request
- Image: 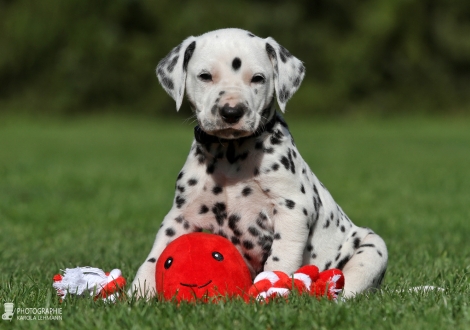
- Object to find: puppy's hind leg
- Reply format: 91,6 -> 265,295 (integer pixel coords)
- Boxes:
341,231 -> 388,298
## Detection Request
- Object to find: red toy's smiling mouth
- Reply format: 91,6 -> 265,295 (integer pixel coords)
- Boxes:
180,280 -> 213,289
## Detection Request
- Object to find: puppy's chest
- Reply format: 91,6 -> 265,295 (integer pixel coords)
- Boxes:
177,141 -> 277,267
182,162 -> 276,233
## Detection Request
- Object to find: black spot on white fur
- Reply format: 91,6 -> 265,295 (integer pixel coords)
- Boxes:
199,204 -> 209,214
248,226 -> 260,237
256,212 -> 269,229
360,244 -> 375,248
177,171 -> 184,181
232,57 -> 241,71
336,255 -> 351,270
165,228 -> 175,237
212,185 -> 223,195
242,186 -> 252,196
175,196 -> 185,208
175,216 -> 184,223
266,43 -> 276,62
353,237 -> 361,249
167,56 -> 179,73
243,240 -> 254,250
228,214 -> 241,231
278,45 -> 292,63
183,41 -> 196,72
280,156 -> 289,170
279,85 -> 290,103
212,202 -> 227,226
285,199 -> 295,209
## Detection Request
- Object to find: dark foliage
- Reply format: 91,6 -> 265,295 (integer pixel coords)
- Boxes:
0,0 -> 469,116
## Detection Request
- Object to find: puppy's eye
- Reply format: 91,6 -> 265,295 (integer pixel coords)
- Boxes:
198,73 -> 213,82
251,74 -> 265,84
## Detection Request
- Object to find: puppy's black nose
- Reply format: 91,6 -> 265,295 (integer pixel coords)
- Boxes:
220,104 -> 245,124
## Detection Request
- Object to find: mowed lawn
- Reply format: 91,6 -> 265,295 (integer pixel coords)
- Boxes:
0,115 -> 469,329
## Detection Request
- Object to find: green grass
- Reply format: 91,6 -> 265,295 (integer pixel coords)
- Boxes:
1,114 -> 469,329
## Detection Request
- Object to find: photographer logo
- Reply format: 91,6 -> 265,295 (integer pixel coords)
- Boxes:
2,302 -> 62,322
2,303 -> 14,321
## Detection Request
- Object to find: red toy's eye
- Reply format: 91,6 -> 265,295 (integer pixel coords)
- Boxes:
212,252 -> 224,261
164,257 -> 173,269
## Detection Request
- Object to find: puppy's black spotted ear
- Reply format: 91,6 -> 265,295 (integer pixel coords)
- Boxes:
156,36 -> 197,111
265,37 -> 305,112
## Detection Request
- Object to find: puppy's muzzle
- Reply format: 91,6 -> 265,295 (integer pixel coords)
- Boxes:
219,103 -> 246,124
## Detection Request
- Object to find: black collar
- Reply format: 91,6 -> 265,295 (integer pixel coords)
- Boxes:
194,113 -> 278,144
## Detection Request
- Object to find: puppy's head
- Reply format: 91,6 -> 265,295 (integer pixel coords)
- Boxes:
157,28 -> 305,139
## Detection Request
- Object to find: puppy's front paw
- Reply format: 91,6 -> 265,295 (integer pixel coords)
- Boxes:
129,263 -> 157,299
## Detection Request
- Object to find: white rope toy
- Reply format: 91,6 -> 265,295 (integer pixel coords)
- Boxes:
53,267 -> 126,302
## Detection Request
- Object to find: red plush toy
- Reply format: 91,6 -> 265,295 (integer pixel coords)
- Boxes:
156,232 -> 345,303
155,232 -> 253,302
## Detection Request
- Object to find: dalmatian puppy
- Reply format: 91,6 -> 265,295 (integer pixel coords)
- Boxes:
130,28 -> 388,298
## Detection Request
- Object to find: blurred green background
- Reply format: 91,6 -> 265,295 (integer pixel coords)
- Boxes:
1,0 -> 470,117
1,3 -> 470,327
